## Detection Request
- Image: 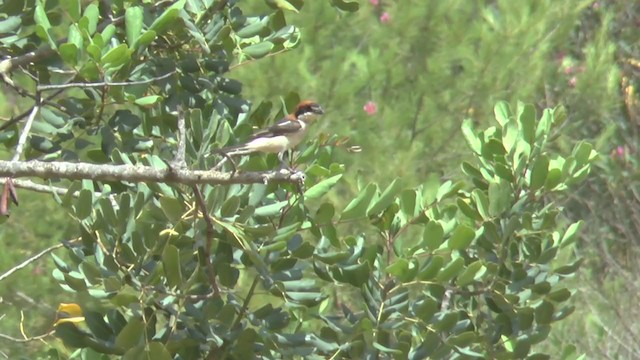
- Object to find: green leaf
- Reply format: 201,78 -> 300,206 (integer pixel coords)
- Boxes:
544,168 -> 562,190
75,189 -> 94,219
572,141 -> 594,166
560,220 -> 583,248
494,101 -> 511,126
125,6 -> 143,48
0,17 -> 21,34
34,5 -> 51,29
502,119 -> 518,152
236,19 -> 270,38
448,331 -> 478,347
423,220 -> 444,251
101,44 -> 130,68
220,195 -> 240,218
135,30 -> 157,48
84,311 -> 113,340
115,318 -> 144,350
330,0 -> 360,12
436,257 -> 464,282
471,189 -> 490,220
61,0 -> 81,21
529,154 -> 549,191
517,102 -> 536,145
243,41 -> 275,58
305,174 -> 343,199
159,196 -> 184,223
134,95 -> 162,107
149,7 -> 181,34
81,4 -> 99,35
534,300 -> 554,325
417,255 -> 444,280
162,245 -> 182,288
59,43 -> 78,66
340,183 -> 377,221
461,119 -> 481,154
334,262 -> 369,286
488,180 -> 512,217
457,261 -> 484,286
367,178 -> 402,216
457,198 -> 482,222
147,342 -> 172,360
315,203 -> 335,225
268,0 -> 303,12
448,224 -> 475,250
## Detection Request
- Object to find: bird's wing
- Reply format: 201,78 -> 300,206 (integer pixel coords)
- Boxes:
250,119 -> 302,139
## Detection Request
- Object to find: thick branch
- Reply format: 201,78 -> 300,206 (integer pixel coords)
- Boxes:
0,160 -> 305,185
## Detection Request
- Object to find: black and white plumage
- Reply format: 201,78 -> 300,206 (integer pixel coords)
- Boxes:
216,100 -> 324,168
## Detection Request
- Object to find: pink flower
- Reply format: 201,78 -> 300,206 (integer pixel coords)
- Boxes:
363,101 -> 378,115
568,76 -> 577,87
370,0 -> 379,6
380,12 -> 391,23
611,145 -> 627,161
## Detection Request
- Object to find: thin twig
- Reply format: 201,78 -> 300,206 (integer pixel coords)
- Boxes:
0,88 -> 66,132
0,178 -> 77,197
36,71 -> 177,91
2,82 -> 67,113
0,243 -> 64,282
191,185 -> 220,296
11,104 -> 40,162
0,329 -> 54,343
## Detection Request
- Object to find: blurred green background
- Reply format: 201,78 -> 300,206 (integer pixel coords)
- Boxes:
2,0 -> 640,357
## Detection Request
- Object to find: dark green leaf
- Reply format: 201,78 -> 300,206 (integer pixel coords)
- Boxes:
530,154 -> 549,191
114,318 -> 144,350
367,178 -> 402,216
436,257 -> 464,282
162,245 -> 182,288
75,189 -> 94,219
341,183 -> 377,221
448,224 -> 475,250
101,44 -> 130,68
423,220 -> 444,251
243,41 -> 275,58
305,174 -> 342,199
330,0 -> 360,12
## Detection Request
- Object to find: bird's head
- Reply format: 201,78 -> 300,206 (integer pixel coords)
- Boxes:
293,100 -> 324,122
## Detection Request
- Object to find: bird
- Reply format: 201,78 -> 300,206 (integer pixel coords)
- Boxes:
215,100 -> 325,169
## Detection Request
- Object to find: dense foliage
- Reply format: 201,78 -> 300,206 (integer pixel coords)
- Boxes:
4,0 -> 638,359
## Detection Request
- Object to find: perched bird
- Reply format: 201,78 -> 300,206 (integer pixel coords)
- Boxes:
216,100 -> 325,168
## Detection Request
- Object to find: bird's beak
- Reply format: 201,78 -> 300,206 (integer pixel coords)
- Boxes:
314,105 -> 325,115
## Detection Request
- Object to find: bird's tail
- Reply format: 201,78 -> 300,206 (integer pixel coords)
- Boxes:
214,144 -> 252,156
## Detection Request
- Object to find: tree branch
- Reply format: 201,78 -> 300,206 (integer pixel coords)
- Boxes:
0,178 -> 80,197
11,104 -> 39,162
0,160 -> 306,185
0,243 -> 64,282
